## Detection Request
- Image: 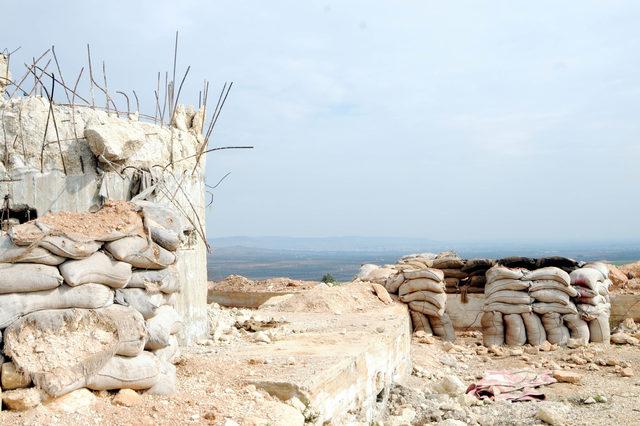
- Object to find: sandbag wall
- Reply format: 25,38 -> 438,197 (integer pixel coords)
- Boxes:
482,263 -> 611,347
0,200 -> 187,403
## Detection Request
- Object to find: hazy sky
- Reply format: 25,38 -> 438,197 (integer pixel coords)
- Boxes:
4,1 -> 640,242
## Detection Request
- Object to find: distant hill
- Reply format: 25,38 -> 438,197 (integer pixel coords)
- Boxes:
210,236 -> 444,252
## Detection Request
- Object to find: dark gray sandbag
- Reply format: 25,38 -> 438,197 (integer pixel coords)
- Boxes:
0,263 -> 63,294
0,235 -> 65,265
504,314 -> 527,346
409,310 -> 433,335
536,256 -> 579,271
399,291 -> 446,308
407,301 -> 444,317
588,313 -> 610,343
541,312 -> 570,346
3,308 -> 119,397
59,251 -> 132,288
441,269 -> 468,279
481,311 -> 504,347
105,236 -> 176,269
429,313 -> 455,342
145,305 -> 183,351
399,278 -> 445,296
115,288 -> 164,319
0,284 -> 114,329
86,351 -> 160,391
521,312 -> 546,346
461,258 -> 495,273
431,257 -> 464,270
497,257 -> 537,270
563,314 -> 590,344
96,304 -> 148,357
127,267 -> 179,294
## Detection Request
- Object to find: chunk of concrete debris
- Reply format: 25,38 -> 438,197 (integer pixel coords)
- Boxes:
84,120 -> 146,162
620,367 -> 634,377
253,331 -> 271,343
611,332 -> 639,345
44,388 -> 97,413
552,370 -> 581,384
1,361 -> 32,390
112,388 -> 142,407
583,396 -> 596,404
537,405 -> 565,425
438,375 -> 467,396
2,387 -> 42,411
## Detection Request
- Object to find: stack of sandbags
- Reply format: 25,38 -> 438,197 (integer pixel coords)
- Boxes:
570,262 -> 612,343
356,263 -> 405,295
458,258 -> 496,294
528,267 -> 580,346
430,252 -> 468,294
0,200 -> 186,405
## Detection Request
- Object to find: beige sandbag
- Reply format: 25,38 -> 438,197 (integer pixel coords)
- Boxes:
526,267 -> 570,286
578,303 -> 611,321
407,301 -> 445,317
444,277 -> 460,287
532,302 -> 577,315
541,313 -> 569,346
0,284 -> 114,328
409,310 -> 433,335
10,222 -> 103,259
403,268 -> 444,281
134,200 -> 186,251
153,335 -> 181,364
563,313 -> 590,344
105,236 -> 176,269
583,262 -> 609,281
431,257 -> 464,269
384,272 -> 405,294
399,278 -> 445,296
485,290 -> 532,305
145,305 -> 183,351
529,280 -> 578,296
529,289 -> 571,305
115,288 -> 164,319
399,291 -> 446,308
577,295 -> 607,306
570,268 -> 604,290
521,312 -> 546,346
485,279 -> 531,296
86,352 -> 160,391
481,311 -> 504,347
483,302 -> 532,314
96,305 -> 148,357
429,313 -> 455,342
504,314 -> 527,346
0,235 -> 65,265
3,308 -> 119,397
145,360 -> 176,395
588,314 -> 611,343
357,264 -> 394,284
0,263 -> 63,294
486,266 -> 525,283
59,252 -> 132,288
440,269 -> 468,279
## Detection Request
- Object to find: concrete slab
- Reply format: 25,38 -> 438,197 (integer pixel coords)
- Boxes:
207,290 -> 292,308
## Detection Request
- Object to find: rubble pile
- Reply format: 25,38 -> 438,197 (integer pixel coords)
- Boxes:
0,200 -> 189,408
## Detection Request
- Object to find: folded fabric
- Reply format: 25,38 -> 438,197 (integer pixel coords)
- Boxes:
466,369 -> 557,402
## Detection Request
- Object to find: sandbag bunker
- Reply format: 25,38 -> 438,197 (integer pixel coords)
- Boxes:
358,252 -> 612,347
0,200 -> 188,406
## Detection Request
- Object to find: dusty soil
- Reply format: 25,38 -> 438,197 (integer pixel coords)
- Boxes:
208,275 -> 319,293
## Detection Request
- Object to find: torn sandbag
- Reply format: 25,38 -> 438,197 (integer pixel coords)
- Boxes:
96,305 -> 148,357
127,267 -> 179,293
0,235 -> 65,265
0,263 -> 63,294
105,236 -> 176,269
85,351 -> 160,391
3,308 -> 119,397
0,284 -> 114,328
145,305 -> 183,351
134,200 -> 189,251
59,252 -> 132,288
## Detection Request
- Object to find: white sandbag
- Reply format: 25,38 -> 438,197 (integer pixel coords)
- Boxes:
409,310 -> 433,335
96,305 -> 148,357
583,262 -> 609,281
521,312 -> 546,346
481,311 -> 504,347
407,301 -> 445,317
485,290 -> 532,305
153,335 -> 181,364
563,314 -> 590,344
399,278 -> 445,296
577,303 -> 611,321
0,284 -> 114,329
10,222 -> 103,259
356,264 -> 379,280
384,272 -> 405,294
0,263 -> 63,294
403,268 -> 444,281
399,291 -> 446,308
127,268 -> 179,294
483,302 -> 532,314
3,308 -> 119,397
134,200 -> 188,251
529,280 -> 578,297
532,302 -> 578,315
59,252 -> 132,288
428,313 -> 455,342
570,268 -> 604,290
115,288 -> 164,319
541,313 -> 569,346
86,351 -> 160,391
485,279 -> 531,296
588,314 -> 611,343
105,236 -> 176,269
0,235 -> 65,265
504,314 -> 527,346
145,305 -> 183,351
529,289 -> 571,305
576,295 -> 607,306
486,266 -> 525,283
144,360 -> 176,395
526,267 -> 570,286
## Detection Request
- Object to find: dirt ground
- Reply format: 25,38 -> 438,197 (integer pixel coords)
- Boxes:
208,275 -> 320,293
